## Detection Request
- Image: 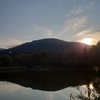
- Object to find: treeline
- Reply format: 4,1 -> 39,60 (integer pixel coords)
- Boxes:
0,41 -> 100,69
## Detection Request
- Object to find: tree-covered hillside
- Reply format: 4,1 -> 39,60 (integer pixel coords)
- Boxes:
0,38 -> 90,54
0,41 -> 100,69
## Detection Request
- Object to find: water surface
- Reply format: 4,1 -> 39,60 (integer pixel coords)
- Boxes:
0,70 -> 99,100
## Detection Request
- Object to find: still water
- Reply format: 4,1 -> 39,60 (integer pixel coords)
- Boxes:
0,81 -> 88,100
0,70 -> 99,100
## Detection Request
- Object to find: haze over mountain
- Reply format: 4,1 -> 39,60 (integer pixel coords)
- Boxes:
0,38 -> 90,54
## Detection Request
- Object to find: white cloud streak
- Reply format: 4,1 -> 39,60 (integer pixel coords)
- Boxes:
34,26 -> 52,38
66,2 -> 94,17
58,16 -> 87,36
66,6 -> 84,17
75,28 -> 92,37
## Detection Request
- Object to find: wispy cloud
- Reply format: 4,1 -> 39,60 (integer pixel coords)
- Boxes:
66,6 -> 84,17
87,32 -> 100,44
34,26 -> 52,38
66,2 -> 94,17
58,16 -> 87,37
86,2 -> 94,9
75,28 -> 92,37
72,28 -> 100,44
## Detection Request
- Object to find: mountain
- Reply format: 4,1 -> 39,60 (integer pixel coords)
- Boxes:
0,48 -> 5,50
0,38 -> 90,54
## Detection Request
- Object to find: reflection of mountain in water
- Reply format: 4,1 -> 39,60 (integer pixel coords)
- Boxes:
0,70 -> 97,91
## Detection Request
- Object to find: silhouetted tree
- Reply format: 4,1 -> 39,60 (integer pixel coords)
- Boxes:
0,55 -> 11,66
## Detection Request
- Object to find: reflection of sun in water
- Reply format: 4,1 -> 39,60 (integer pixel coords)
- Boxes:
89,83 -> 94,89
82,38 -> 92,45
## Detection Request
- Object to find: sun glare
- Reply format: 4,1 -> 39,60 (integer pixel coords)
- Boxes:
82,38 -> 92,45
89,83 -> 94,89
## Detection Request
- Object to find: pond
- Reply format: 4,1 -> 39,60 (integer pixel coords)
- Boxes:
0,70 -> 100,100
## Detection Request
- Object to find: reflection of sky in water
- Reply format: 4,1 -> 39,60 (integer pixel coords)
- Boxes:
0,82 -> 90,100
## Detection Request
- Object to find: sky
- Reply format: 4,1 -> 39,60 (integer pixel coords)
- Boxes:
0,0 -> 100,48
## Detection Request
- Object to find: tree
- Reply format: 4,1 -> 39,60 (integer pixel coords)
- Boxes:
96,40 -> 100,47
1,55 -> 11,66
39,50 -> 48,66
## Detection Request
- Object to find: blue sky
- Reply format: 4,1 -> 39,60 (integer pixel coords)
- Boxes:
0,0 -> 100,48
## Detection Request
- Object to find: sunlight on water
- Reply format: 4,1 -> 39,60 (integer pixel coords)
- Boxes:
89,83 -> 94,89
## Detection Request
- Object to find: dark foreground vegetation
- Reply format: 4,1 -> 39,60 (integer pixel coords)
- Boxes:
0,41 -> 100,69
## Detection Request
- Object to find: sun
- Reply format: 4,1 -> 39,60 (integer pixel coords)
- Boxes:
82,38 -> 92,45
